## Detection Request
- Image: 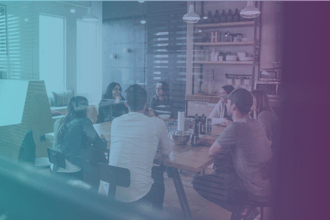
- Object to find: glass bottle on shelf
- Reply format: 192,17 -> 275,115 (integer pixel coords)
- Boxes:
200,10 -> 205,25
206,11 -> 213,24
212,10 -> 220,23
220,10 -> 227,23
226,9 -> 234,22
233,8 -> 240,22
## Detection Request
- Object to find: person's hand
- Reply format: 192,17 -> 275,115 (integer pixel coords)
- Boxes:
115,96 -> 121,104
223,119 -> 232,126
147,108 -> 155,117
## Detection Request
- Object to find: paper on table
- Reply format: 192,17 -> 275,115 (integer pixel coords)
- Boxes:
177,111 -> 185,131
212,118 -> 227,125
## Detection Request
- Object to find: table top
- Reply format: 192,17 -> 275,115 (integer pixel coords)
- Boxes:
155,125 -> 226,173
45,120 -> 226,173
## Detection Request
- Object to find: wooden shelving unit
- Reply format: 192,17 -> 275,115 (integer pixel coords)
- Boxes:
194,41 -> 254,46
195,21 -> 256,29
194,61 -> 254,65
185,1 -> 262,116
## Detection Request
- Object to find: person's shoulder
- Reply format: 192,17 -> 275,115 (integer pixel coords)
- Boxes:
258,110 -> 278,122
80,117 -> 93,125
149,116 -> 166,127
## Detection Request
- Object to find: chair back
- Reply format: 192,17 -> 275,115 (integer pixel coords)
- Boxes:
18,130 -> 36,164
81,148 -> 106,189
98,163 -> 130,200
47,148 -> 66,175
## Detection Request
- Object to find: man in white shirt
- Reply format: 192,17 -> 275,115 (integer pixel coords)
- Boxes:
100,84 -> 172,210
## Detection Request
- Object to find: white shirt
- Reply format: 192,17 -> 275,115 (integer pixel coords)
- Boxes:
100,112 -> 172,202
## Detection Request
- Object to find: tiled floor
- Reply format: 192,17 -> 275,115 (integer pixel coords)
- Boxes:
163,167 -> 232,220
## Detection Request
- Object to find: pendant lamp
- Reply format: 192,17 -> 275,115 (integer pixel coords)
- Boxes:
240,1 -> 260,19
183,2 -> 200,24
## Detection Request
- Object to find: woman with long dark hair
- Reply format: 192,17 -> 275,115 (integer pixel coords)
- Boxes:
97,82 -> 128,123
53,96 -> 107,180
209,85 -> 235,122
150,81 -> 172,117
250,89 -> 279,154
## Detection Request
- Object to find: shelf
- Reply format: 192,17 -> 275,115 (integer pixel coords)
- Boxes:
195,21 -> 256,29
194,42 -> 254,46
194,61 -> 254,65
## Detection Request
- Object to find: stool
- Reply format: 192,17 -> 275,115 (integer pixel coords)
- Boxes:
230,199 -> 272,220
244,200 -> 272,220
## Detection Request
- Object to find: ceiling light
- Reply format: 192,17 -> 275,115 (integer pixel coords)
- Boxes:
183,2 -> 200,24
70,9 -> 76,14
240,1 -> 260,19
82,1 -> 98,22
141,20 -> 146,24
138,0 -> 145,3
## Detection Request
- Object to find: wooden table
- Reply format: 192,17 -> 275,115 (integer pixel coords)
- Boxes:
45,121 -> 226,219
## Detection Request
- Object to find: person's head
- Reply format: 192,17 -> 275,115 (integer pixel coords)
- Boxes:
224,88 -> 253,118
251,89 -> 273,118
125,84 -> 148,112
219,85 -> 235,103
156,81 -> 170,99
54,96 -> 88,144
103,82 -> 122,99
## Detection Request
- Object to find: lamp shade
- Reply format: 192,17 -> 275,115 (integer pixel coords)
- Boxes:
82,7 -> 98,22
240,1 -> 260,19
183,4 -> 200,23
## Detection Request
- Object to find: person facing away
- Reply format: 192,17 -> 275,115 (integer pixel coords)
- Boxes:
209,85 -> 235,124
99,84 -> 172,209
97,82 -> 128,123
149,81 -> 173,117
193,88 -> 272,210
53,96 -> 107,180
250,89 -> 279,156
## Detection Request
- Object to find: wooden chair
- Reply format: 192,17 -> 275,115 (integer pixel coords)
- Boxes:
98,163 -> 130,200
47,148 -> 66,176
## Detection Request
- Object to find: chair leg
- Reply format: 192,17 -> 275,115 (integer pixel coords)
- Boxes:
260,207 -> 264,220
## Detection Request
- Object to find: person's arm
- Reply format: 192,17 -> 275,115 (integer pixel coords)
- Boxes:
210,123 -> 238,156
208,102 -> 221,118
158,120 -> 172,156
209,141 -> 223,156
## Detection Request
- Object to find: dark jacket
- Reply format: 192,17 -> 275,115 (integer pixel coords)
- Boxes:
150,96 -> 173,117
97,99 -> 128,123
54,118 -> 107,168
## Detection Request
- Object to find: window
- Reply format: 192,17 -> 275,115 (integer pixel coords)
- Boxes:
39,14 -> 66,95
76,20 -> 101,102
146,2 -> 187,115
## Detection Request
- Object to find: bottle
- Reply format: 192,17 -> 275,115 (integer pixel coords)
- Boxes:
200,10 -> 205,24
191,118 -> 200,146
220,10 -> 227,23
195,114 -> 199,123
226,9 -> 234,22
206,11 -> 213,24
212,10 -> 220,23
233,8 -> 240,22
200,114 -> 206,134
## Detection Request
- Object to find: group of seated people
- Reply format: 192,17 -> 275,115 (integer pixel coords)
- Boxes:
97,81 -> 172,124
51,81 -> 279,215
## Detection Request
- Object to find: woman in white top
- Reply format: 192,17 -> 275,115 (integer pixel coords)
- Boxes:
209,85 -> 235,123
